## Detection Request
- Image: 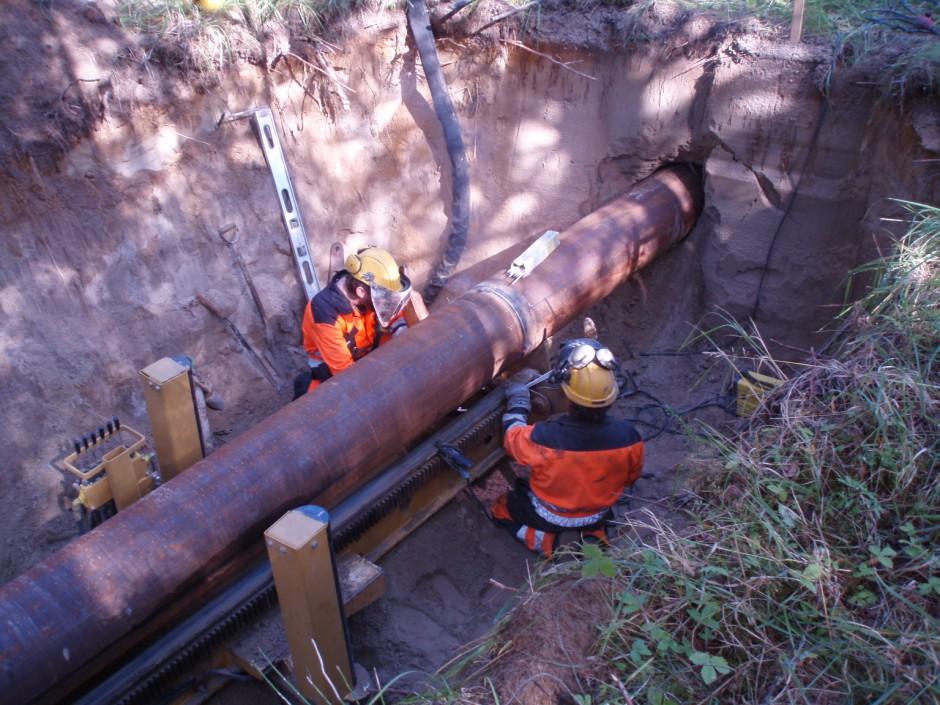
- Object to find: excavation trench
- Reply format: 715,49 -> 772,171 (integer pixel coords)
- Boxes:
1,4 -> 939,704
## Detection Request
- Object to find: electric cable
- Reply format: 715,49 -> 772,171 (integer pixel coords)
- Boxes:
545,346 -> 736,441
615,359 -> 735,441
750,95 -> 830,320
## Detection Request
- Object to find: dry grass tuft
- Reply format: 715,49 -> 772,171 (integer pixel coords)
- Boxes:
117,0 -> 355,73
484,579 -> 611,705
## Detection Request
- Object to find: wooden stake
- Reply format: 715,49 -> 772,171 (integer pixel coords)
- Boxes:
790,0 -> 806,43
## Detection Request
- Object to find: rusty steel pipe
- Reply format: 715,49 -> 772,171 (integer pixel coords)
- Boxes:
0,165 -> 702,705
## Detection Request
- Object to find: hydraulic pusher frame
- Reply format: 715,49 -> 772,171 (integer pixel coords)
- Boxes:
0,165 -> 703,705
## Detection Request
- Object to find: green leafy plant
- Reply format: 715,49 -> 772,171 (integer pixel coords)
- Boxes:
688,650 -> 731,685
581,542 -> 617,578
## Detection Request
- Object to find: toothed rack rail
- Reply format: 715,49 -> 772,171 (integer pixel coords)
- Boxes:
75,387 -> 506,704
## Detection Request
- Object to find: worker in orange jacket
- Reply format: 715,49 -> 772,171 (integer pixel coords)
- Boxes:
295,247 -> 412,398
492,339 -> 644,558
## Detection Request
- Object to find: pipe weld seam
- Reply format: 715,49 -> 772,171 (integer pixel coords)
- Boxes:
470,284 -> 531,352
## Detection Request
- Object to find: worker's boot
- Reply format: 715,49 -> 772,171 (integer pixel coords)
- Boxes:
580,526 -> 609,547
293,370 -> 313,400
515,525 -> 556,558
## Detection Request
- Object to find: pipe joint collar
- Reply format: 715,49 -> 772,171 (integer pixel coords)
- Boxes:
470,283 -> 545,356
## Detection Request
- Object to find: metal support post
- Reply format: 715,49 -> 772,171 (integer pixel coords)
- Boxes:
139,358 -> 205,482
265,507 -> 355,705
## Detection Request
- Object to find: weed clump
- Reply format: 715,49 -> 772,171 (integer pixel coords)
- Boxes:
117,0 -> 352,72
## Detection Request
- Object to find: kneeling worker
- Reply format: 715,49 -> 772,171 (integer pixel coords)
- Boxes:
492,339 -> 644,558
297,247 -> 412,396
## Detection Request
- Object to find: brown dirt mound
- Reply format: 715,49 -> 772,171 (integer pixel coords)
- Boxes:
486,577 -> 610,705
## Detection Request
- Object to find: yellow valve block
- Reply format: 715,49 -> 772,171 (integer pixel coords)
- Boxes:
736,371 -> 785,416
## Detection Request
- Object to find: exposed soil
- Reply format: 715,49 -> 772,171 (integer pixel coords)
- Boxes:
347,497 -> 532,694
2,1 -> 940,703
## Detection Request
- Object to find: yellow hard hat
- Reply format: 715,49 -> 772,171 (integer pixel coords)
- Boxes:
345,247 -> 404,292
194,0 -> 227,10
345,247 -> 412,327
562,362 -> 618,408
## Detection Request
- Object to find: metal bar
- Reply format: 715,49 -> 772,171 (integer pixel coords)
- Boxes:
525,369 -> 553,388
506,230 -> 559,282
71,560 -> 275,705
250,108 -> 321,299
0,165 -> 703,705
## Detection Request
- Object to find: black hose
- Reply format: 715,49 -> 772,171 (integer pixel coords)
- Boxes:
406,0 -> 471,304
750,98 -> 829,321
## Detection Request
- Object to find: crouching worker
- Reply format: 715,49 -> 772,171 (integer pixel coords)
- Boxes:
294,247 -> 412,398
492,340 -> 644,558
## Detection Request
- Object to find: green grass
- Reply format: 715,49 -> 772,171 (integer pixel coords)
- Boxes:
677,0 -> 886,34
580,204 -> 940,704
119,0 -> 346,30
682,0 -> 940,94
404,203 -> 939,704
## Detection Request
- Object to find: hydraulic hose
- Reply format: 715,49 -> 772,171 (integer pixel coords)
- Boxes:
406,0 -> 472,304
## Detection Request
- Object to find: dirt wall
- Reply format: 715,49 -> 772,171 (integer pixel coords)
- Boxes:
2,1 -> 939,588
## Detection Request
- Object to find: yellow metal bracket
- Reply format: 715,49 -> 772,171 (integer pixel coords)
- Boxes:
265,507 -> 356,705
736,370 -> 785,416
64,424 -> 154,512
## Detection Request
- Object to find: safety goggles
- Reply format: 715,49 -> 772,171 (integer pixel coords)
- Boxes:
557,339 -> 618,371
369,271 -> 412,328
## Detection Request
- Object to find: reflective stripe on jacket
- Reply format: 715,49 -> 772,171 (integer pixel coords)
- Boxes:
503,414 -> 644,518
302,275 -> 386,375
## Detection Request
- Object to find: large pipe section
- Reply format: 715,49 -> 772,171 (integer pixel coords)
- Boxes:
0,165 -> 702,704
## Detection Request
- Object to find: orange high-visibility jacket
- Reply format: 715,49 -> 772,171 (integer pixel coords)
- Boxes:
302,275 -> 388,375
504,415 -> 644,518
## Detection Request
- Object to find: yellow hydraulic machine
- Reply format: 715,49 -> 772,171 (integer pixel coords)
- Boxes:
63,420 -> 156,531
62,356 -> 210,530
